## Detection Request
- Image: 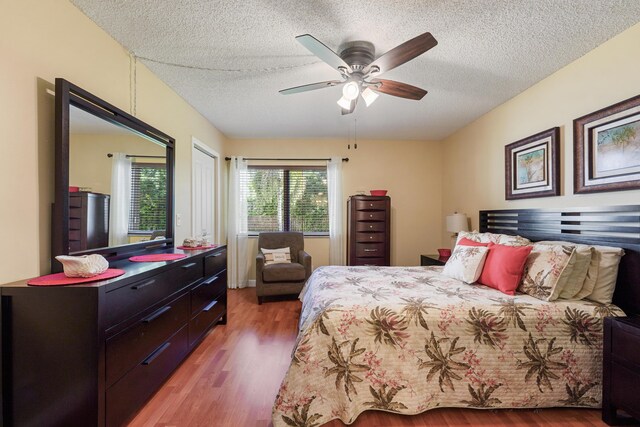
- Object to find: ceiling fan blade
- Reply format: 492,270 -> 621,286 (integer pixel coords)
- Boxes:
370,79 -> 427,100
365,32 -> 437,75
279,80 -> 344,95
296,34 -> 352,73
341,96 -> 358,115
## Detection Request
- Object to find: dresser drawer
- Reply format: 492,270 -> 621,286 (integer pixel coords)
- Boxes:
355,243 -> 385,258
189,293 -> 226,347
191,271 -> 226,315
69,241 -> 82,252
353,257 -> 386,266
611,324 -> 640,368
106,260 -> 203,327
355,232 -> 385,243
69,207 -> 82,219
106,326 -> 189,427
69,218 -> 81,230
356,222 -> 385,232
610,361 -> 640,418
204,249 -> 226,277
354,199 -> 387,211
355,211 -> 386,222
106,292 -> 189,387
69,195 -> 83,208
69,229 -> 81,241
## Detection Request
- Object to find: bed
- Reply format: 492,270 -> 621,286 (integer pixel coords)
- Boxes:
272,206 -> 640,427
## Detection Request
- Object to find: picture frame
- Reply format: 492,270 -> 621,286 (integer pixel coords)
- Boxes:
505,127 -> 560,200
574,94 -> 640,194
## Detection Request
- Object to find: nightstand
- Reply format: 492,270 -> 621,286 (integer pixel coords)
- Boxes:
420,254 -> 448,266
603,316 -> 640,425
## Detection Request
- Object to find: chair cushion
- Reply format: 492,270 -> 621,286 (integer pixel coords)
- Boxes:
262,262 -> 306,283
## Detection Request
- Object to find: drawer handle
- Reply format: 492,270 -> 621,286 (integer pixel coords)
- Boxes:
369,203 -> 373,207
364,249 -> 378,252
182,262 -> 198,270
203,300 -> 218,312
142,305 -> 172,323
369,214 -> 373,218
131,279 -> 156,290
206,253 -> 223,258
369,225 -> 373,229
369,236 -> 373,239
142,342 -> 171,366
203,275 -> 219,285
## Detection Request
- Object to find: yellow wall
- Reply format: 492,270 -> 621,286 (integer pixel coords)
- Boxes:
70,133 -> 165,194
226,138 -> 443,280
0,0 -> 226,283
440,22 -> 640,244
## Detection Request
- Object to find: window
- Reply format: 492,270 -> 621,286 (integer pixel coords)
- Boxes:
242,166 -> 329,235
129,162 -> 167,234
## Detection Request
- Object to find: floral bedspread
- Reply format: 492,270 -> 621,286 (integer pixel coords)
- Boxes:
272,266 -> 624,427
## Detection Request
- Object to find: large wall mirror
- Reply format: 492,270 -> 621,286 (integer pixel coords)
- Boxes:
52,79 -> 175,272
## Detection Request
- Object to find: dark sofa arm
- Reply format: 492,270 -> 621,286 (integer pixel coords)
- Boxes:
256,252 -> 265,280
299,250 -> 312,279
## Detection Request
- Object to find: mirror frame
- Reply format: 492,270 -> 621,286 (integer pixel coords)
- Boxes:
52,78 -> 175,272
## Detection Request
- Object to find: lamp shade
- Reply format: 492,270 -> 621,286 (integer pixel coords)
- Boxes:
446,213 -> 469,233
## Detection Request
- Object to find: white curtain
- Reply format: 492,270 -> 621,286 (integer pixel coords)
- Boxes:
327,157 -> 344,265
227,156 -> 249,289
109,152 -> 131,246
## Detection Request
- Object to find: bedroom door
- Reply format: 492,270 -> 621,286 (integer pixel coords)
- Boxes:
192,138 -> 219,242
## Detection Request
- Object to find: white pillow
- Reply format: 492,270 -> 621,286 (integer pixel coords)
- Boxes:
586,245 -> 625,305
536,241 -> 594,299
442,245 -> 489,284
261,247 -> 291,265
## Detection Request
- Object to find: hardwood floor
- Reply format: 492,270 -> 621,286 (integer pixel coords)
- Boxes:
129,288 -> 610,427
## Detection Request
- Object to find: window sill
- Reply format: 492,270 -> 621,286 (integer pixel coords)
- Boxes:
248,234 -> 329,238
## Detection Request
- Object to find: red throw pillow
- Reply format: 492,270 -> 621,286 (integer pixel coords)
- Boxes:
478,243 -> 532,295
457,237 -> 490,247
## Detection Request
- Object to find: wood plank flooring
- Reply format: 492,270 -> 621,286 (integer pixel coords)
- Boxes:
129,288 -> 609,427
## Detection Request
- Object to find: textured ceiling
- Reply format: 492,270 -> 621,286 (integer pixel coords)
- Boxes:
70,0 -> 640,141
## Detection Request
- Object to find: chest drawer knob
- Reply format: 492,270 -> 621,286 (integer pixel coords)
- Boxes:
202,275 -> 219,285
369,236 -> 373,239
203,300 -> 218,312
369,214 -> 373,218
364,248 -> 377,252
142,305 -> 172,323
131,279 -> 156,291
369,203 -> 373,207
142,342 -> 171,365
181,262 -> 198,270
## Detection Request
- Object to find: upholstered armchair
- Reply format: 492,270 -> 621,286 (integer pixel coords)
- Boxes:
256,232 -> 312,304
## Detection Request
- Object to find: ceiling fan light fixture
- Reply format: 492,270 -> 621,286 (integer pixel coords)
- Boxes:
342,80 -> 360,101
337,96 -> 352,110
361,87 -> 379,107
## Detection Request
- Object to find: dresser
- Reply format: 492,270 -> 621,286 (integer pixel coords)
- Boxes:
347,195 -> 391,266
68,191 -> 110,252
0,246 -> 227,427
603,316 -> 640,425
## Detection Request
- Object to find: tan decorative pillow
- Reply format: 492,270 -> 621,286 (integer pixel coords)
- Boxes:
518,244 -> 576,301
586,245 -> 625,305
457,231 -> 530,247
442,245 -> 489,284
536,241 -> 594,299
261,247 -> 292,265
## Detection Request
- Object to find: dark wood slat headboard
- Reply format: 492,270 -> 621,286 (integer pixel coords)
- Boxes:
479,205 -> 640,316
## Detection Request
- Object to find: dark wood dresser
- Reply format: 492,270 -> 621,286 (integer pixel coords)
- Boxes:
0,246 -> 227,427
347,195 -> 390,266
69,191 -> 110,252
603,316 -> 640,425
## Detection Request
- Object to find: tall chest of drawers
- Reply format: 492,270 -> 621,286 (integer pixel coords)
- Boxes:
347,195 -> 391,266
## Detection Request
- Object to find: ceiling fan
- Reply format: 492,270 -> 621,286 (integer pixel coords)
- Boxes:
279,32 -> 438,115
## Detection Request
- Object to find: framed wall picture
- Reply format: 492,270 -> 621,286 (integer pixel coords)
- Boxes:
505,127 -> 560,200
574,94 -> 640,194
